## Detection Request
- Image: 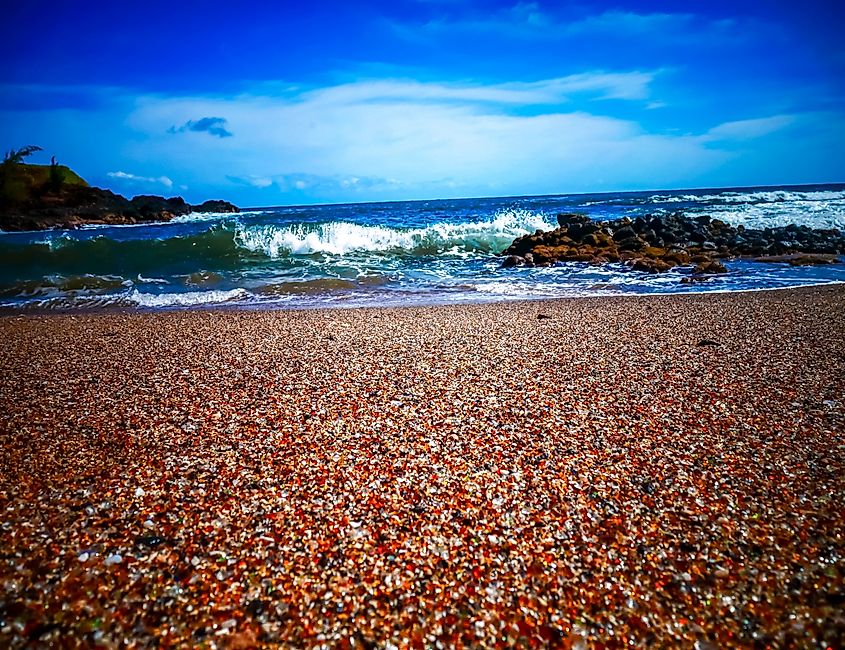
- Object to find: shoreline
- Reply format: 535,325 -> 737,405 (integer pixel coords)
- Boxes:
1,284 -> 843,646
2,278 -> 844,317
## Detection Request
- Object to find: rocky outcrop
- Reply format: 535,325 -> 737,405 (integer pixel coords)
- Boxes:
194,199 -> 239,213
501,212 -> 845,278
0,163 -> 239,231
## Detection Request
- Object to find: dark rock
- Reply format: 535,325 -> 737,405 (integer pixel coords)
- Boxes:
754,254 -> 841,266
632,258 -> 672,273
661,230 -> 678,244
557,213 -> 589,228
633,217 -> 651,234
567,221 -> 600,241
1,173 -> 239,231
130,195 -> 191,219
692,260 -> 728,274
617,236 -> 646,251
537,314 -> 552,320
193,199 -> 239,213
501,255 -> 525,268
689,229 -> 709,244
564,223 -> 583,240
612,225 -> 637,242
664,249 -> 691,265
500,211 -> 845,274
641,229 -> 660,245
579,222 -> 600,236
697,339 -> 721,347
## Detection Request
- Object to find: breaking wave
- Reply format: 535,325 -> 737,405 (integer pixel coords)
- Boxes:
0,209 -> 554,276
645,188 -> 845,229
646,189 -> 845,204
232,209 -> 554,258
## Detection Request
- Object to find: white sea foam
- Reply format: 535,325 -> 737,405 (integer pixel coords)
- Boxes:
642,188 -> 845,229
170,210 -> 271,224
648,189 -> 845,204
136,274 -> 169,284
235,221 -> 416,256
126,288 -> 250,308
232,208 -> 555,258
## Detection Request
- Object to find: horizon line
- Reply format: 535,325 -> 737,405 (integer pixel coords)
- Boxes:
239,180 -> 845,211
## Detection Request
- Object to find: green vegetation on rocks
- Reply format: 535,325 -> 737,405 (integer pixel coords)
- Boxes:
0,146 -> 238,231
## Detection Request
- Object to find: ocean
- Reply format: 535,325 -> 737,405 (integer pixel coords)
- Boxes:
2,184 -> 844,311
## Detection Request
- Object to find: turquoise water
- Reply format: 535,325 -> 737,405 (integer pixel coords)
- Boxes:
2,184 -> 844,311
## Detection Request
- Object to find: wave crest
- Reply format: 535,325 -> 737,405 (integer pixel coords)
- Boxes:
233,208 -> 554,258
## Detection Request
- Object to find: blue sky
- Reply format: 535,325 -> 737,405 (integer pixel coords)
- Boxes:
2,0 -> 843,206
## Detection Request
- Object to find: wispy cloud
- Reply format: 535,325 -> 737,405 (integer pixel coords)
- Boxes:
300,72 -> 658,107
392,5 -> 744,45
228,172 -> 406,194
566,10 -> 697,35
226,174 -> 274,188
703,115 -> 795,141
168,116 -> 233,138
391,2 -> 552,38
107,170 -> 173,188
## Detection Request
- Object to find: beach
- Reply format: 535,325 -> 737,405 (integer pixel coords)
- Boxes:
1,286 -> 843,647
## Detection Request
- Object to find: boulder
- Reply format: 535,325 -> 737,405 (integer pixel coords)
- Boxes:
566,221 -> 600,241
612,225 -> 637,242
557,213 -> 590,228
501,255 -> 525,268
632,258 -> 672,273
581,233 -> 600,247
617,236 -> 646,251
692,260 -> 728,275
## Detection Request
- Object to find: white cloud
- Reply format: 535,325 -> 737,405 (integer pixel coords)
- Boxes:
121,77 -> 730,200
704,115 -> 795,141
227,172 -> 408,194
107,170 -> 173,188
227,174 -> 273,188
297,72 -> 657,107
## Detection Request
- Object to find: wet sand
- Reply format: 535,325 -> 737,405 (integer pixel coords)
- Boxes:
1,286 -> 844,647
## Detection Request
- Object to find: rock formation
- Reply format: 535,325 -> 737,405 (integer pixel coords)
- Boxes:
0,163 -> 239,231
501,212 -> 844,277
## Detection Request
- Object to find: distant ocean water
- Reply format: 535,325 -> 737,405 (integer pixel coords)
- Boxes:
2,184 -> 844,311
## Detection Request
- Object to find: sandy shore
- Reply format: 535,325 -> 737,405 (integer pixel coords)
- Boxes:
1,286 -> 844,647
